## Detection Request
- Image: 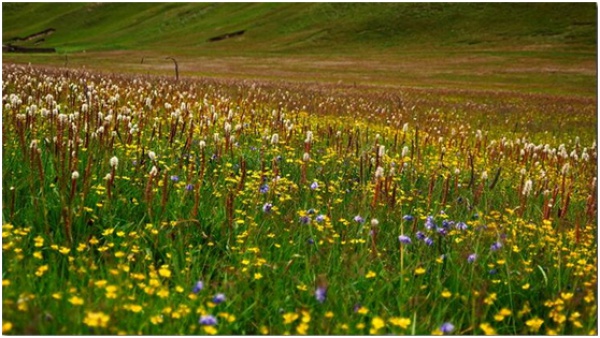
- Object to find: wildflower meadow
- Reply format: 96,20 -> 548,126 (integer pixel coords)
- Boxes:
2,64 -> 597,335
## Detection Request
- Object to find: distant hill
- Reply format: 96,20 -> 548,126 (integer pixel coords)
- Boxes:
2,3 -> 597,55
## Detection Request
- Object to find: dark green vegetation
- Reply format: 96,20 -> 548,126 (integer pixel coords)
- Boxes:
2,3 -> 597,97
3,3 -> 597,54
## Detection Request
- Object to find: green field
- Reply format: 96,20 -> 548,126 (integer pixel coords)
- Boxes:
2,3 -> 598,335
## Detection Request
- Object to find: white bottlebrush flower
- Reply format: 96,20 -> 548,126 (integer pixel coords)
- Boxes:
71,171 -> 80,180
305,131 -> 313,143
271,133 -> 279,145
561,163 -> 570,175
109,156 -> 119,168
402,123 -> 409,133
148,151 -> 156,161
375,166 -> 384,179
199,140 -> 206,149
303,152 -> 310,162
481,171 -> 488,180
378,145 -> 385,158
522,179 -> 533,196
149,166 -> 159,177
401,146 -> 410,158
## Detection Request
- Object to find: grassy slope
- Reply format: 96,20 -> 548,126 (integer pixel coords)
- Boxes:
2,3 -> 597,97
3,3 -> 596,54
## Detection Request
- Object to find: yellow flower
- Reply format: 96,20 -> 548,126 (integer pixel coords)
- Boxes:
157,288 -> 170,298
283,312 -> 299,324
357,306 -> 369,315
68,296 -> 84,306
254,273 -> 263,280
441,290 -> 452,298
325,311 -> 334,318
150,315 -> 163,325
389,317 -> 411,329
415,267 -> 426,275
526,317 -> 544,332
35,265 -> 49,277
479,323 -> 497,335
158,266 -> 171,278
366,270 -> 377,278
296,322 -> 309,335
371,316 -> 385,331
484,293 -> 497,305
83,311 -> 110,328
260,326 -> 269,334
2,280 -> 10,287
2,322 -> 12,333
203,326 -> 218,335
129,304 -> 143,313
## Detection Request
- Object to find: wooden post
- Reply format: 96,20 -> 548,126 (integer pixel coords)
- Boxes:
166,57 -> 179,81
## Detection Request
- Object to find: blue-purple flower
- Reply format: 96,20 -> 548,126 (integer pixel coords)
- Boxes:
490,241 -> 503,252
424,237 -> 434,246
455,222 -> 468,231
212,293 -> 226,304
170,175 -> 179,182
310,181 -> 319,190
440,322 -> 455,334
315,286 -> 327,303
185,183 -> 194,191
262,203 -> 273,213
402,214 -> 414,222
315,214 -> 326,223
259,184 -> 269,194
416,231 -> 426,240
425,216 -> 436,230
467,253 -> 477,263
199,315 -> 218,326
398,235 -> 412,245
299,215 -> 311,225
192,280 -> 204,293
354,215 -> 365,223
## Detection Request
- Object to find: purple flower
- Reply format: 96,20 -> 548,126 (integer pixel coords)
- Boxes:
308,238 -> 315,245
467,253 -> 477,263
199,315 -> 218,326
425,216 -> 436,230
310,181 -> 319,190
490,241 -> 502,252
398,235 -> 412,245
416,231 -> 426,240
299,215 -> 311,225
170,175 -> 179,182
259,184 -> 269,194
440,322 -> 455,334
424,237 -> 434,246
307,208 -> 316,215
402,214 -> 414,222
315,214 -> 325,223
436,227 -> 447,236
185,183 -> 194,191
262,203 -> 273,213
212,293 -> 226,304
192,280 -> 204,293
455,222 -> 468,231
353,303 -> 362,312
315,286 -> 327,303
354,215 -> 365,224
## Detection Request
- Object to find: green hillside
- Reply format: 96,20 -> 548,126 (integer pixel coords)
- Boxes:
2,3 -> 597,55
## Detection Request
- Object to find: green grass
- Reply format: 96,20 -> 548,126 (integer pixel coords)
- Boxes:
3,3 -> 596,54
1,63 -> 597,335
1,3 -> 598,335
